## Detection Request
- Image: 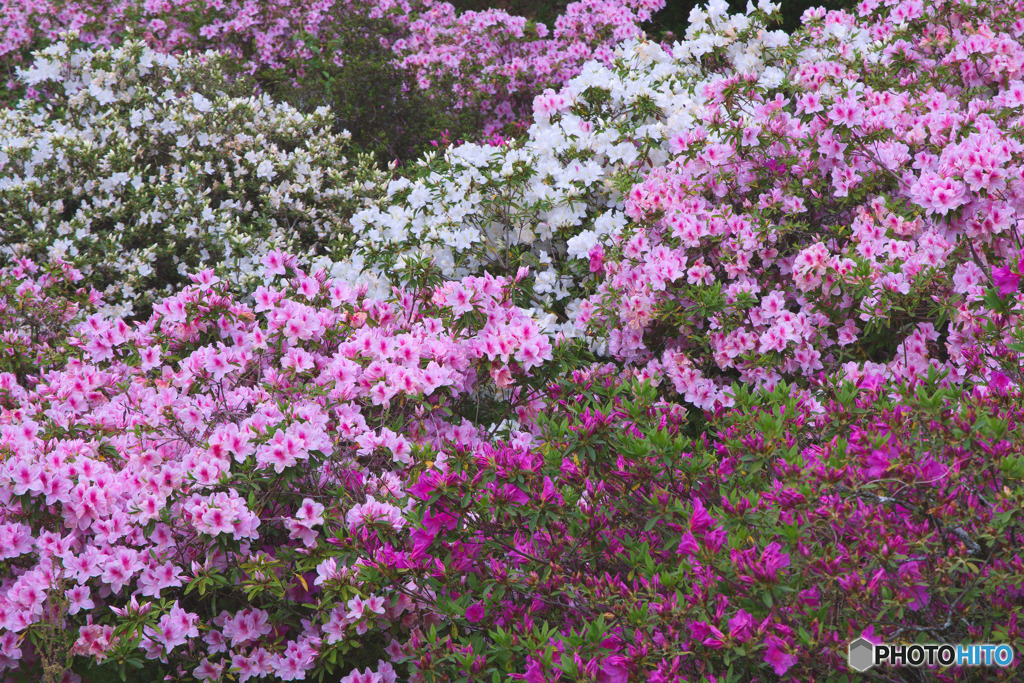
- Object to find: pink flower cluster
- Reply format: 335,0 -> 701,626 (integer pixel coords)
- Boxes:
0,251 -> 550,680
572,0 -> 1024,409
0,258 -> 98,382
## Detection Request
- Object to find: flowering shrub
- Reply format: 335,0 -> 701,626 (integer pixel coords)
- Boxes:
0,253 -> 559,681
351,0 -> 1024,407
0,0 -> 665,143
387,0 -> 665,138
0,38 -> 385,317
346,2 -> 810,342
580,0 -> 1024,408
3,0 -> 1024,681
383,369 -> 1024,681
0,258 -> 98,385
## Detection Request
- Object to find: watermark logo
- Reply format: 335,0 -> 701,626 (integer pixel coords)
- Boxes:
848,638 -> 1015,672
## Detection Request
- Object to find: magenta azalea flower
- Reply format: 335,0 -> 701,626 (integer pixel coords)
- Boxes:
992,265 -> 1021,297
465,602 -> 486,623
764,635 -> 798,676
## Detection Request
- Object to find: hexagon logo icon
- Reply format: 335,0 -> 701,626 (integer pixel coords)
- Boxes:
848,637 -> 876,672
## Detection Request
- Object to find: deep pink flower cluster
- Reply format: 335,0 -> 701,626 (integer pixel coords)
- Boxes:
380,368 -> 1024,680
380,368 -> 1019,683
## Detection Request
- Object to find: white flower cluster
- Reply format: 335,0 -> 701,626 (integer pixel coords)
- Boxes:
342,2 -> 806,343
0,37 -> 385,317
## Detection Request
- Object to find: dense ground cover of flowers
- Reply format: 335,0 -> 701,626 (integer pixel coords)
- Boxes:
2,0 -> 1024,681
0,0 -> 665,147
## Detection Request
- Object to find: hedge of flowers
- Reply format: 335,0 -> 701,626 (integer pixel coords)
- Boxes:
2,0 -> 1024,682
0,0 -> 665,141
0,38 -> 386,318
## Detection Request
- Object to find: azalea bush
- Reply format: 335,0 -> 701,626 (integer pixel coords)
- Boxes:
0,252 -> 559,681
351,0 -> 1024,407
2,0 -> 1024,682
390,369 -> 1024,681
0,38 -> 386,317
0,258 -> 99,385
345,2 -> 813,354
0,0 -> 666,147
256,9 -> 488,164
